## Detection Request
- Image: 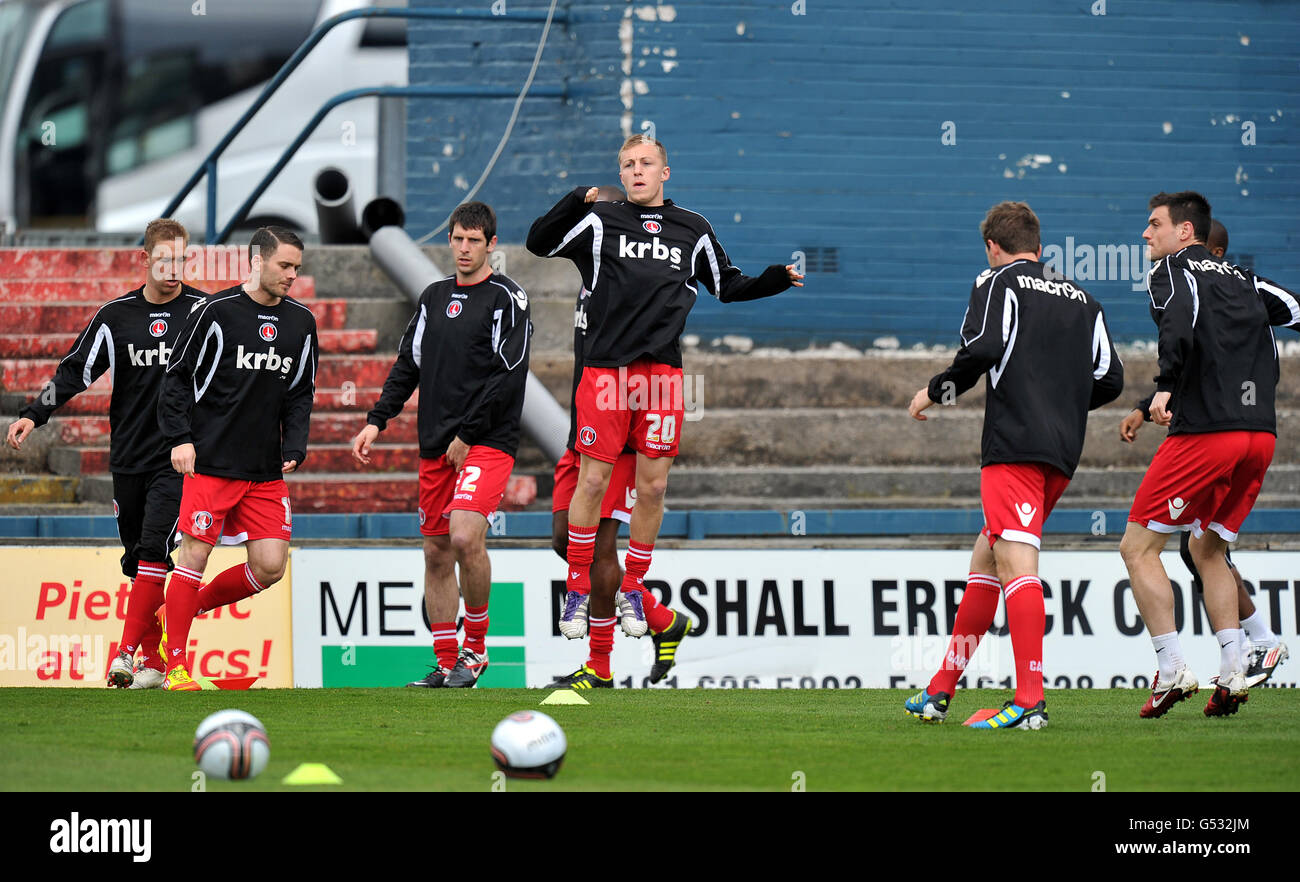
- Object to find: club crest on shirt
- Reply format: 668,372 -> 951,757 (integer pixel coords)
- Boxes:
446,301 -> 463,319
192,511 -> 213,533
642,220 -> 662,234
149,319 -> 167,338
417,506 -> 427,526
259,322 -> 277,342
579,426 -> 597,447
112,499 -> 119,518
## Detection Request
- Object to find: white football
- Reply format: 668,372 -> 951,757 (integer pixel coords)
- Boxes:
193,709 -> 270,780
491,710 -> 566,779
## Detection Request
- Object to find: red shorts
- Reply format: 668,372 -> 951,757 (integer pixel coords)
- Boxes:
179,474 -> 293,546
418,446 -> 514,537
980,462 -> 1071,550
573,359 -> 684,462
1129,431 -> 1275,541
552,448 -> 638,523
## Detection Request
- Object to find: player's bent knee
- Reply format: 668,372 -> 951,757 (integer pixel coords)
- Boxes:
449,528 -> 486,560
250,565 -> 285,589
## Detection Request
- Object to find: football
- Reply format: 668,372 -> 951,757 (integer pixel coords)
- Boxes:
490,711 -> 566,779
193,709 -> 270,781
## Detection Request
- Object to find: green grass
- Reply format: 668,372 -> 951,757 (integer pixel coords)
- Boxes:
3,688 -> 1297,791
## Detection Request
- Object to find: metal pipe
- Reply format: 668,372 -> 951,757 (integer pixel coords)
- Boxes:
313,167 -> 364,244
368,224 -> 569,462
153,5 -> 569,241
360,197 -> 404,241
214,84 -> 564,244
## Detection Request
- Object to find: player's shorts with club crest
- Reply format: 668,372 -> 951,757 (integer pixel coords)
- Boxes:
551,447 -> 638,523
980,462 -> 1071,549
179,474 -> 293,546
418,446 -> 514,536
573,359 -> 685,462
1128,430 -> 1275,541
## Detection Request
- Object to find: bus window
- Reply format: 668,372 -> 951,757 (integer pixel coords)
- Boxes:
19,0 -> 110,224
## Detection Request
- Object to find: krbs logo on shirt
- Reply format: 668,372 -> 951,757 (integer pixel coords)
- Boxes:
446,301 -> 463,319
149,319 -> 167,338
642,220 -> 662,234
259,322 -> 278,342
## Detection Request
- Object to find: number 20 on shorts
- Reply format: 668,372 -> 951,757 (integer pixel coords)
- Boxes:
645,414 -> 677,444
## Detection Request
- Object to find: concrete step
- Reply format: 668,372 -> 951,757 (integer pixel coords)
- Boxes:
659,464 -> 1300,501
2,384 -> 388,417
0,277 -> 316,301
298,444 -> 418,473
0,298 -> 348,334
662,407 -> 1300,468
0,328 -> 375,358
304,245 -> 583,302
47,446 -> 109,476
283,472 -> 538,514
0,474 -> 79,504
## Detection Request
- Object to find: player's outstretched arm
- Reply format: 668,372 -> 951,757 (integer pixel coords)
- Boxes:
525,186 -> 596,257
695,226 -> 801,303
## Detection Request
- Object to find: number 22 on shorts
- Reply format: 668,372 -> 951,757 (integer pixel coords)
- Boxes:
457,466 -> 481,494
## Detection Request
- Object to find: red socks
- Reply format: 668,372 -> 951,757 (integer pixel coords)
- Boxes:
162,565 -> 203,671
928,573 -> 1000,696
195,563 -> 265,615
621,540 -> 652,591
463,603 -> 489,655
565,524 -> 597,594
119,561 -> 168,656
1004,575 -> 1045,708
586,616 -> 616,679
621,540 -> 673,633
431,621 -> 459,670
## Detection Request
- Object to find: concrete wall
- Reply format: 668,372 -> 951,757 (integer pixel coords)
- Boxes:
407,0 -> 1300,346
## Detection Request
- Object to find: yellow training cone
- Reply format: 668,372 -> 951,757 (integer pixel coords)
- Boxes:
540,690 -> 589,706
282,763 -> 343,785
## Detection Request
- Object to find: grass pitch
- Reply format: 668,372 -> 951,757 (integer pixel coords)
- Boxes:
3,687 -> 1297,792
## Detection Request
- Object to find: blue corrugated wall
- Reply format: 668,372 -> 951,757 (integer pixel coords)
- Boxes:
407,0 -> 1300,345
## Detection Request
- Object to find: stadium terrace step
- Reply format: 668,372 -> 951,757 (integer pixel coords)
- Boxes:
665,407 -> 1300,468
0,248 -> 154,278
297,444 -> 420,473
0,328 -> 375,358
0,276 -> 316,301
526,351 -> 1300,409
0,298 -> 347,335
316,355 -> 405,389
310,412 -> 416,443
0,474 -> 79,505
661,464 -> 1300,503
47,446 -> 109,476
284,472 -> 539,514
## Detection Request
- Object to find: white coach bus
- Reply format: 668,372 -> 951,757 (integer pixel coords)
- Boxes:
0,0 -> 406,238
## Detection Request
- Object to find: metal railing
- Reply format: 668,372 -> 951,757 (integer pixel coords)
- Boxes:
152,6 -> 569,243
